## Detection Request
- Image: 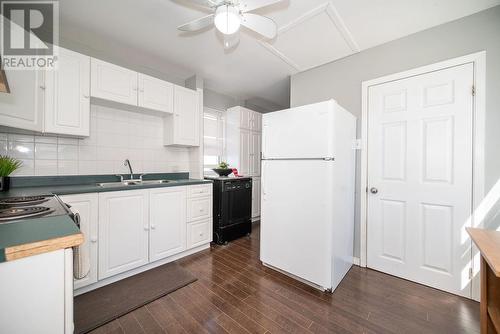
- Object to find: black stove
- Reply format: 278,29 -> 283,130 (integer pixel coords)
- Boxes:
0,195 -> 75,224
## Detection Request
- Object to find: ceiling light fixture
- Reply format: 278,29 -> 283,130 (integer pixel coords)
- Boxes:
214,5 -> 241,35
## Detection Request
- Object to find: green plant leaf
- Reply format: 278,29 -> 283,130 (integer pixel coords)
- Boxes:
0,155 -> 23,176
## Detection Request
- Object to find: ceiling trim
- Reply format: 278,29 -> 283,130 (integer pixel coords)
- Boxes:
259,2 -> 360,73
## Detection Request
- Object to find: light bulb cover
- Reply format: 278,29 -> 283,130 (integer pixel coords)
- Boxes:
214,5 -> 241,35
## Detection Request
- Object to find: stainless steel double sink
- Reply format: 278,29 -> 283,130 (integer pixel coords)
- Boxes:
96,179 -> 173,188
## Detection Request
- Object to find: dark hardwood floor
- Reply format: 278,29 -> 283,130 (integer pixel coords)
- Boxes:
89,225 -> 479,334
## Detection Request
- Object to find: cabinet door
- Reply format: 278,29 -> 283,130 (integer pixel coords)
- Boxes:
98,190 -> 149,279
173,85 -> 199,146
138,73 -> 173,113
250,131 -> 261,176
0,69 -> 44,132
187,219 -> 212,249
91,58 -> 138,106
149,187 -> 186,262
252,112 -> 262,132
44,48 -> 90,137
252,177 -> 261,219
240,129 -> 250,175
59,193 -> 98,289
240,108 -> 250,129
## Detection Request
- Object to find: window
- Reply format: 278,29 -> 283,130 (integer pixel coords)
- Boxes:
203,107 -> 225,174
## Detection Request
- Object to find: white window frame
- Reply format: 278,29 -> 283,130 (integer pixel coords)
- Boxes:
203,107 -> 226,171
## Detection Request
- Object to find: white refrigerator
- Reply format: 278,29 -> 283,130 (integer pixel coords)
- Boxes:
260,100 -> 356,292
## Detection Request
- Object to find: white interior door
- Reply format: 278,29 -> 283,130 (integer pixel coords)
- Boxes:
367,63 -> 474,297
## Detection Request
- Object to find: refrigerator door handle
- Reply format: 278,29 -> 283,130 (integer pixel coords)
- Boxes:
261,157 -> 335,161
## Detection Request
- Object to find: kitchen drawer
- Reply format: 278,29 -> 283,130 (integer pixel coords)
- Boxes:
187,219 -> 212,249
187,197 -> 212,222
188,184 -> 212,198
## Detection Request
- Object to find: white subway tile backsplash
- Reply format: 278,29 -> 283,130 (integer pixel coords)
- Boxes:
8,141 -> 35,159
57,137 -> 79,146
78,161 -> 97,175
35,143 -> 58,160
12,159 -> 34,176
58,160 -> 78,175
78,145 -> 97,161
35,160 -> 57,176
8,134 -> 34,142
0,105 -> 192,176
0,141 -> 7,155
58,144 -> 78,160
35,135 -> 58,144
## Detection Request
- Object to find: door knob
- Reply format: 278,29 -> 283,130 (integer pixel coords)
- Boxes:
370,187 -> 378,194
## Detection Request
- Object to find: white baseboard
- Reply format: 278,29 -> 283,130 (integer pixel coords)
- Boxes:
353,257 -> 361,266
74,243 -> 210,296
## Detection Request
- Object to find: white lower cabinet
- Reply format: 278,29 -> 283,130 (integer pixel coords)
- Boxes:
149,187 -> 187,262
72,184 -> 212,292
98,189 -> 149,280
59,193 -> 98,289
187,219 -> 211,249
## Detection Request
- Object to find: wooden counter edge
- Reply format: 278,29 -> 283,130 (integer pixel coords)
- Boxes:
467,227 -> 500,277
4,232 -> 84,262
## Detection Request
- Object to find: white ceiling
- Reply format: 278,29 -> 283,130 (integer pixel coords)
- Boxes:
59,0 -> 500,109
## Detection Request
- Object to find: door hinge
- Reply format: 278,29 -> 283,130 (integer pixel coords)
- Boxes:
472,85 -> 476,96
469,267 -> 473,280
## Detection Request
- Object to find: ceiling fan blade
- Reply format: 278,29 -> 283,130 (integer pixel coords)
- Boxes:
179,0 -> 220,9
238,0 -> 285,13
177,14 -> 214,32
223,32 -> 240,50
241,13 -> 277,39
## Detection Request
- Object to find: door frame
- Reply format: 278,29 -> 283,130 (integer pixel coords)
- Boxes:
359,51 -> 486,300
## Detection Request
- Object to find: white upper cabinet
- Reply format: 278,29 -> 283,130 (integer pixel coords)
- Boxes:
250,131 -> 261,176
98,190 -> 149,279
138,73 -> 173,113
164,85 -> 200,147
149,187 -> 187,262
226,106 -> 262,177
0,68 -> 44,132
45,47 -> 90,137
91,58 -> 138,106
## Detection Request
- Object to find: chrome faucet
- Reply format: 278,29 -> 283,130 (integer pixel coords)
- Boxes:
124,159 -> 134,180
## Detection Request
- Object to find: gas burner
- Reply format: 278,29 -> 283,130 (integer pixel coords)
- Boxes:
0,195 -> 50,206
0,206 -> 53,221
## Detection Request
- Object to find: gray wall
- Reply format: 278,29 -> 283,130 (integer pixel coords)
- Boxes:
290,6 -> 500,258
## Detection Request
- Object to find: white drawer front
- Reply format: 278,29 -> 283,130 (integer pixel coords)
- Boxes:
188,184 -> 212,198
187,197 -> 212,222
187,219 -> 212,249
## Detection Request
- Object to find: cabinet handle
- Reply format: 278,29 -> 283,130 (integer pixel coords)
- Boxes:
39,85 -> 46,90
90,237 -> 97,243
199,232 -> 204,237
140,89 -> 144,93
199,208 -> 204,212
144,226 -> 149,231
83,94 -> 90,99
151,225 -> 156,230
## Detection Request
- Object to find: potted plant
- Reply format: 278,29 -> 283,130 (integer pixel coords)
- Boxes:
212,161 -> 233,177
0,155 -> 22,191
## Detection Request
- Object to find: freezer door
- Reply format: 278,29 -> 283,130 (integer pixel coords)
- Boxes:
260,159 -> 334,289
262,100 -> 335,159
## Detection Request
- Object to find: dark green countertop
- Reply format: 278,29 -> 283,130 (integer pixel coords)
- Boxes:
0,215 -> 82,262
0,173 -> 212,263
0,178 -> 212,198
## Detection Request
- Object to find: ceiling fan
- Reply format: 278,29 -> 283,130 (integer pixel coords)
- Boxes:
177,0 -> 284,49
